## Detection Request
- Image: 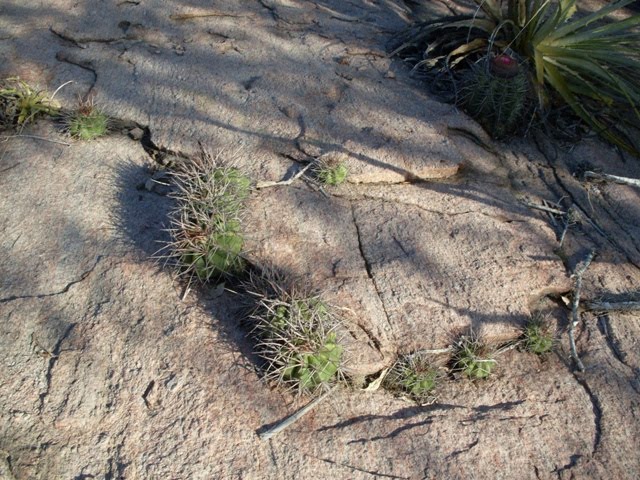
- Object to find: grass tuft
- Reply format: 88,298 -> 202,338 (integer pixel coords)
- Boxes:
314,157 -> 348,186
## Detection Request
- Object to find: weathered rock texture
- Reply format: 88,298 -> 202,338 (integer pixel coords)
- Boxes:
1,0 -> 639,479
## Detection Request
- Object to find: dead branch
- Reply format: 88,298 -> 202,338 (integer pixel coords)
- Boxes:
258,385 -> 336,440
255,163 -> 312,189
583,300 -> 640,313
521,201 -> 566,216
583,171 -> 640,189
569,249 -> 596,372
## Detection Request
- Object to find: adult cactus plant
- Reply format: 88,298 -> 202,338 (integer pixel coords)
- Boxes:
161,150 -> 251,283
459,53 -> 532,138
246,273 -> 346,397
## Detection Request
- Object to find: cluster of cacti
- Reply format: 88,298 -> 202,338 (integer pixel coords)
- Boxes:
452,334 -> 496,379
383,352 -> 439,405
63,98 -> 109,140
0,78 -> 58,128
246,274 -> 345,397
164,150 -> 251,283
458,54 -> 532,139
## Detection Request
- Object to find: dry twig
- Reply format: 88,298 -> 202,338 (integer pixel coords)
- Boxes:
258,385 -> 336,440
255,163 -> 312,189
583,171 -> 640,189
569,249 -> 596,371
583,300 -> 640,313
1,135 -> 71,146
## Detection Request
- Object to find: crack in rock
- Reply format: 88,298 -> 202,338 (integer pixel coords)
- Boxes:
314,456 -> 409,480
445,438 -> 479,460
350,202 -> 395,337
596,314 -> 631,370
536,146 -> 640,270
571,374 -> 602,457
553,454 -> 584,478
55,50 -> 98,99
0,256 -> 102,304
38,323 -> 77,413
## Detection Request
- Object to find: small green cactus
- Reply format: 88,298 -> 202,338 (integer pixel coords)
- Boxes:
162,150 -> 251,283
452,334 -> 496,379
384,352 -> 439,404
182,229 -> 244,282
247,274 -> 345,397
64,99 -> 109,140
281,332 -> 343,391
458,54 -> 531,139
313,154 -> 348,187
522,314 -> 554,355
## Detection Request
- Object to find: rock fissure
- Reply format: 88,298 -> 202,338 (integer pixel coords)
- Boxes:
0,256 -> 102,304
445,438 -> 479,460
54,50 -> 98,98
572,374 -> 603,457
37,323 -> 77,413
350,202 -> 395,338
316,456 -> 409,480
540,151 -> 640,271
50,27 -> 126,47
553,454 -> 584,478
597,314 -> 632,371
595,194 -> 640,258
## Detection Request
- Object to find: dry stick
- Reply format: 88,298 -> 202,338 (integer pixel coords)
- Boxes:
584,171 -> 640,189
521,200 -> 566,216
258,385 -> 337,441
584,300 -> 640,313
255,163 -> 313,189
170,12 -> 250,21
569,249 -> 596,372
1,135 -> 71,146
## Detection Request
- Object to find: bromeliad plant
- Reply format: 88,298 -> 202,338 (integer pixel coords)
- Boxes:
246,273 -> 345,397
162,149 -> 251,283
393,0 -> 640,154
0,78 -> 59,129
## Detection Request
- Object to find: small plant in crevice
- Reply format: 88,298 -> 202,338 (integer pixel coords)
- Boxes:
245,272 -> 346,397
451,333 -> 496,379
522,313 -> 555,355
63,97 -> 109,140
458,53 -> 533,139
161,149 -> 251,283
313,156 -> 348,187
383,351 -> 440,405
0,78 -> 59,129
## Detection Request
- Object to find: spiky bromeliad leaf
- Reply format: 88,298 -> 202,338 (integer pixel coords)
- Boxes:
531,0 -> 640,155
393,0 -> 640,155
